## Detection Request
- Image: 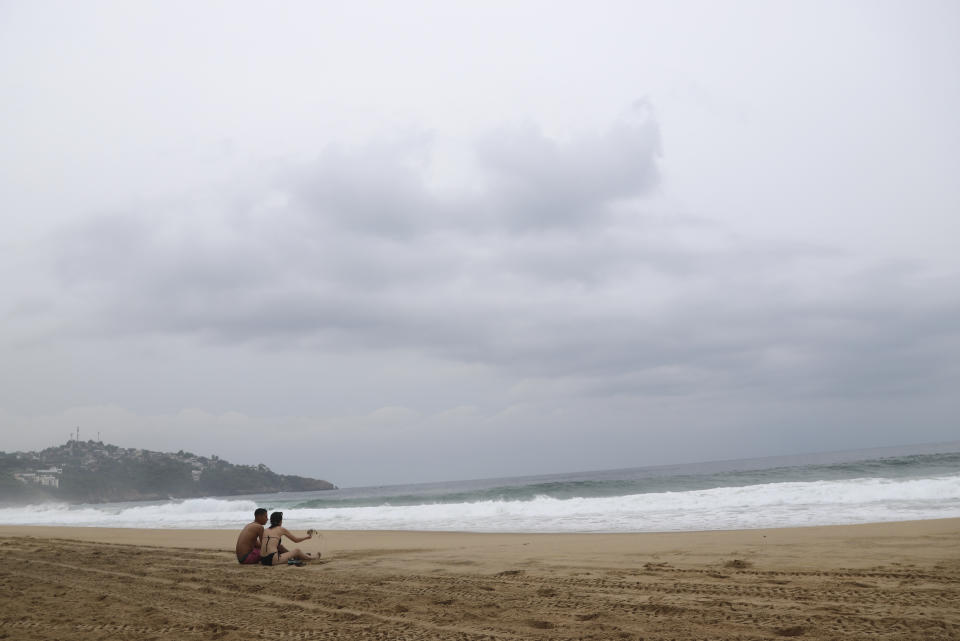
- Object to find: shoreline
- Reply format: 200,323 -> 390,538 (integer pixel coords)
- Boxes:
3,517 -> 959,569
2,514 -> 958,533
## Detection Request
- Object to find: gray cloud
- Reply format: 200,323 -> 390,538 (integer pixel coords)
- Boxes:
42,108 -> 960,415
472,101 -> 661,230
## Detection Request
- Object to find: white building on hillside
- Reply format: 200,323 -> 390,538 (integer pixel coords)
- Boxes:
14,467 -> 62,489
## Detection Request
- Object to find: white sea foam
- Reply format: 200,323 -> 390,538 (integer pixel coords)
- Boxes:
2,475 -> 959,532
0,497 -> 258,529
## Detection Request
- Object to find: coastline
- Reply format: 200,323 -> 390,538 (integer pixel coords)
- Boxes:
4,519 -> 958,639
3,517 -> 960,568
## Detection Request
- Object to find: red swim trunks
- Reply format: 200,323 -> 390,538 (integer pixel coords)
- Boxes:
239,548 -> 261,565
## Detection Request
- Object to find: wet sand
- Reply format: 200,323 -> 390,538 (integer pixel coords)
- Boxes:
1,519 -> 958,640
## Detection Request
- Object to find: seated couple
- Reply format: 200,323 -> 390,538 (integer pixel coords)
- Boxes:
236,508 -> 318,566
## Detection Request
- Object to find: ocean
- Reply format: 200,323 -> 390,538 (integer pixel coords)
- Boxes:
3,441 -> 959,533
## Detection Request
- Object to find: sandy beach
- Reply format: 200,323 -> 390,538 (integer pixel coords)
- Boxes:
1,519 -> 958,640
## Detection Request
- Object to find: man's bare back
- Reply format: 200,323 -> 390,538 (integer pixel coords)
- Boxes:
237,509 -> 269,563
236,521 -> 264,561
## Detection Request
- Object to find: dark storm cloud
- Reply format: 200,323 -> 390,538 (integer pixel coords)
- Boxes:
46,108 -> 960,405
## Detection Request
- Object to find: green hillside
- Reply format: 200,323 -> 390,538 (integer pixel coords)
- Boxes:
0,440 -> 335,505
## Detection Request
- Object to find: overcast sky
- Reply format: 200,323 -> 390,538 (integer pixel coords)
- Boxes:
1,1 -> 958,487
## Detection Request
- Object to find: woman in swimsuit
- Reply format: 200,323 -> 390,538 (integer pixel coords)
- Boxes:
259,511 -> 317,566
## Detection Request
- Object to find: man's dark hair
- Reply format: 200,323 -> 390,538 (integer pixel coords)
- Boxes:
254,508 -> 267,518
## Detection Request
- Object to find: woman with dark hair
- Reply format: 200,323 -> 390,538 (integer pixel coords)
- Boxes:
259,511 -> 317,566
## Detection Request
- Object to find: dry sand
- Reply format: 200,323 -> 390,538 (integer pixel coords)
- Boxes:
1,519 -> 958,640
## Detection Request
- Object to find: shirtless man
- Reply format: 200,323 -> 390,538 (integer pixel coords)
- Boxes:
236,508 -> 269,564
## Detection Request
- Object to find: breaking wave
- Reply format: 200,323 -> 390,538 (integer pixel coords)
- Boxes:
2,473 -> 958,532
